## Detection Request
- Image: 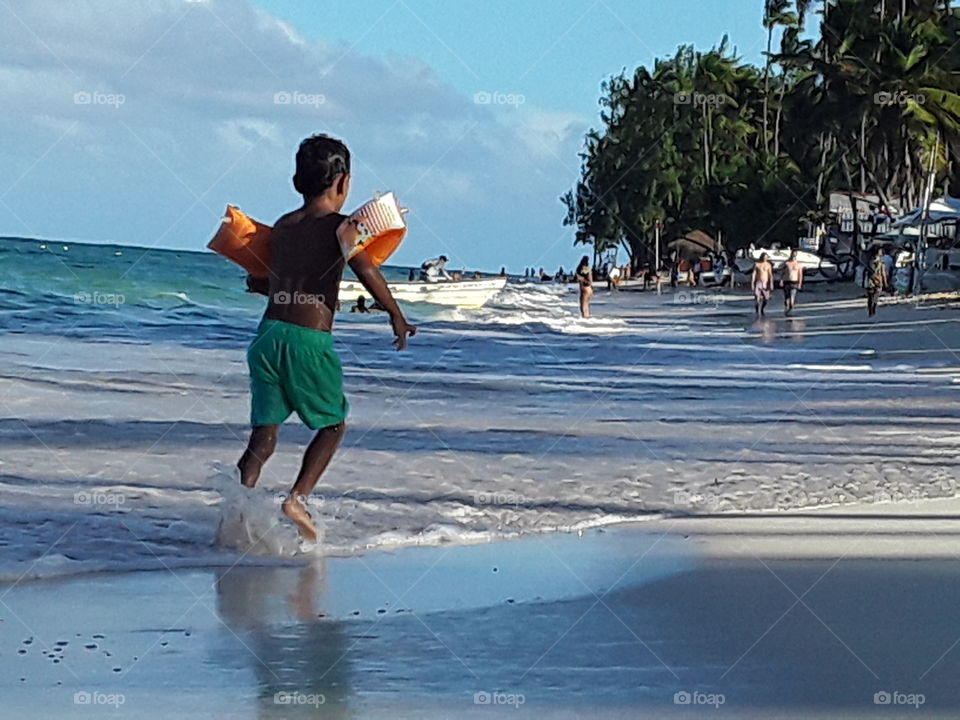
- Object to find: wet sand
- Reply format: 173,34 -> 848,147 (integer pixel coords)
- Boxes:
5,501 -> 960,718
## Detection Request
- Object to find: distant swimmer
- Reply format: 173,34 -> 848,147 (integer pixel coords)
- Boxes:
350,295 -> 370,313
782,249 -> 804,315
420,255 -> 452,282
752,252 -> 774,317
576,255 -> 593,318
238,134 -> 416,542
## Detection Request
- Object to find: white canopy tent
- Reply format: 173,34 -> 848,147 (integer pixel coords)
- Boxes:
892,196 -> 960,227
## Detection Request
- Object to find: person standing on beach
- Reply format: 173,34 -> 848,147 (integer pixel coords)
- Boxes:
867,247 -> 886,317
239,134 -> 416,541
882,247 -> 895,292
782,249 -> 804,315
752,253 -> 774,316
576,255 -> 593,318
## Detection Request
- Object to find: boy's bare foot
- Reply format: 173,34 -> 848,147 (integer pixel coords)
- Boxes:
282,496 -> 318,542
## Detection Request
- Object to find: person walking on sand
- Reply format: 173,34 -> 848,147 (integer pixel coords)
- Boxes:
576,255 -> 593,318
752,252 -> 774,317
239,134 -> 416,541
867,247 -> 886,317
782,249 -> 804,315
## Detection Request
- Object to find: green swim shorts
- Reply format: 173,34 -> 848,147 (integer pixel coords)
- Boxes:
247,319 -> 349,430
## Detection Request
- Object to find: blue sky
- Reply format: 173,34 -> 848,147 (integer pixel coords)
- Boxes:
1,0 -> 776,272
257,0 -> 771,117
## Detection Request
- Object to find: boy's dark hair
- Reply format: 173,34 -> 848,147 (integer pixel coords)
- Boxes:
293,134 -> 351,198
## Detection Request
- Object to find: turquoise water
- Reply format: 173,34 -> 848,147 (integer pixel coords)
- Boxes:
0,236 -> 424,348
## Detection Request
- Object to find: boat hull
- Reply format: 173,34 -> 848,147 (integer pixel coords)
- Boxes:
339,277 -> 507,309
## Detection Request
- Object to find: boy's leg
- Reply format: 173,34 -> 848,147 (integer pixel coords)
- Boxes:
282,422 -> 347,541
238,424 -> 279,487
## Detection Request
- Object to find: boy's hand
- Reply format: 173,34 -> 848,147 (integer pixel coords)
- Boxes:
391,315 -> 417,351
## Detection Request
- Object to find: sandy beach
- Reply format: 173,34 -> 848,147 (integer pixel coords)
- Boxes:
6,498 -> 960,718
5,0 -> 960,715
2,276 -> 960,717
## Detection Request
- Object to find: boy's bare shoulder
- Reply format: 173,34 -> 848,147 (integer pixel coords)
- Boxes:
273,208 -> 305,229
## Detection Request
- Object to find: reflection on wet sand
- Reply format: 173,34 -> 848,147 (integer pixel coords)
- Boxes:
214,563 -> 353,719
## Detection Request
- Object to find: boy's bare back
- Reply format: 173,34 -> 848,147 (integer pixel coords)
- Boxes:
264,210 -> 347,332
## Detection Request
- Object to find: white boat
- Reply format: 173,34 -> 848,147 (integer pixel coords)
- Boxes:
339,276 -> 508,309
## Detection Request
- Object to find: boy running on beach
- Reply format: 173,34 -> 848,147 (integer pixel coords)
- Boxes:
752,253 -> 774,316
783,249 -> 803,315
239,134 -> 416,541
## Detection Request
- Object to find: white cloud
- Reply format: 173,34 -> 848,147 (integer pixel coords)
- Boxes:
0,0 -> 588,270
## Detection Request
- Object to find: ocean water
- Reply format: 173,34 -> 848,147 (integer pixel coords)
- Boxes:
1,236 -> 959,582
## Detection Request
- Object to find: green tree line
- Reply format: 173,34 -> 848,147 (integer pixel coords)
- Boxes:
563,0 -> 960,267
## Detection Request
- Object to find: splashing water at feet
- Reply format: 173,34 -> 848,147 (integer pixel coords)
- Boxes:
211,467 -> 318,557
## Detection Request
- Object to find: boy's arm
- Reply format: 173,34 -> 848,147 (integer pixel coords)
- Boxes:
339,219 -> 416,350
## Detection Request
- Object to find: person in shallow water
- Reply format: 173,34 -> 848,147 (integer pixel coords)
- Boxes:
576,255 -> 593,318
782,249 -> 804,315
866,246 -> 886,317
752,252 -> 774,317
240,134 -> 416,541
